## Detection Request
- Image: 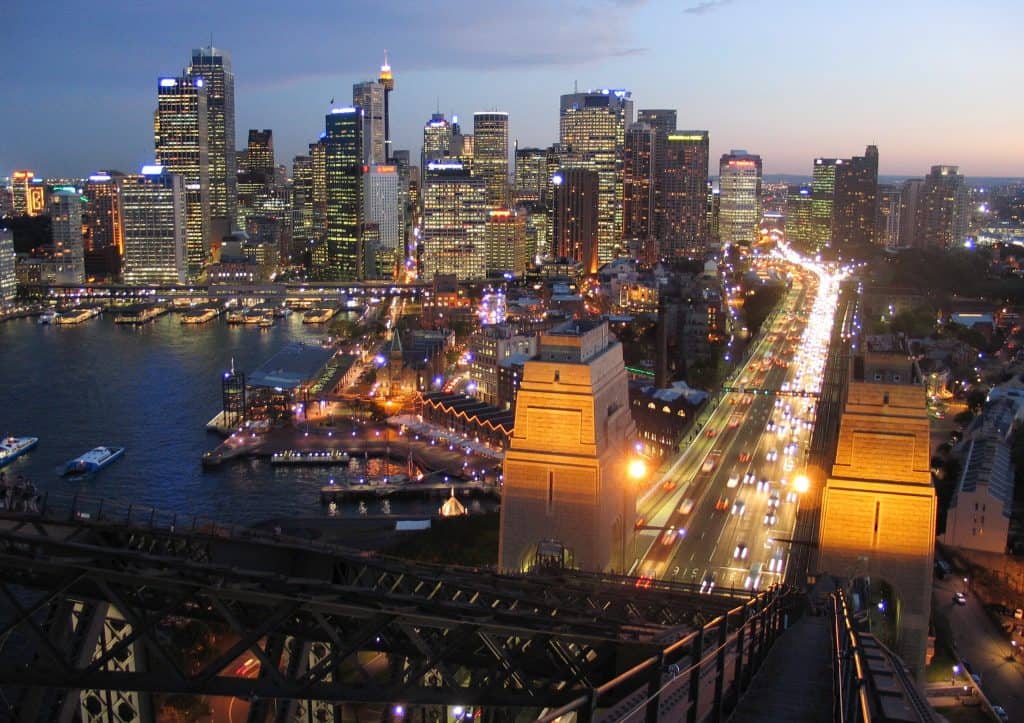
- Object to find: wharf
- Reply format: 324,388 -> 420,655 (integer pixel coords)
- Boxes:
113,304 -> 168,324
319,481 -> 498,504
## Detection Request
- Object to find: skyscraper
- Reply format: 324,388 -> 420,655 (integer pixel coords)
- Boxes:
785,184 -> 814,247
0,229 -> 15,301
810,158 -> 839,250
421,113 -> 452,170
10,171 -> 38,216
242,129 -> 274,178
876,184 -> 902,250
898,178 -> 924,249
484,209 -> 528,278
916,165 -> 967,249
47,189 -> 85,283
378,53 -> 395,162
622,123 -> 656,261
833,145 -> 879,249
473,112 -> 509,206
121,165 -> 187,285
513,146 -> 548,204
552,168 -> 599,271
154,74 -> 208,278
186,46 -> 236,239
421,160 -> 488,281
290,155 -> 315,257
718,150 -> 762,247
559,90 -> 632,265
322,108 -> 364,280
84,171 -> 124,255
363,164 -> 400,278
662,132 -> 710,257
353,80 -> 385,165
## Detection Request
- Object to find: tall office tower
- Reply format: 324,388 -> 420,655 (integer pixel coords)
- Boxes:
242,129 -> 274,178
363,164 -> 400,278
636,108 -> 677,137
290,155 -> 315,258
450,117 -> 474,171
622,124 -> 656,261
473,112 -> 509,206
47,189 -> 85,283
513,146 -> 548,204
421,160 -> 488,281
559,89 -> 633,265
155,74 -> 209,278
552,168 -> 599,271
637,109 -> 676,237
810,158 -> 840,250
11,171 -> 38,216
484,208 -> 528,277
378,53 -> 395,162
0,186 -> 11,218
84,171 -> 124,254
322,108 -> 364,280
421,113 -> 452,169
818,353 -> 936,678
876,184 -> 902,250
833,145 -> 879,249
0,229 -> 15,301
121,165 -> 187,285
186,46 -> 236,238
898,178 -> 924,249
661,132 -> 710,257
499,320 -> 637,573
718,150 -> 762,248
390,149 -> 412,250
310,140 -> 328,243
353,80 -> 385,164
916,165 -> 967,248
785,184 -> 814,247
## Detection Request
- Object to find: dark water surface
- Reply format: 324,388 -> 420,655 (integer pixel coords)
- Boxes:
0,312 -> 452,525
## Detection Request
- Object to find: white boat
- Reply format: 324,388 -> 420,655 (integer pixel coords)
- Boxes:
62,446 -> 125,477
37,311 -> 57,325
0,437 -> 38,468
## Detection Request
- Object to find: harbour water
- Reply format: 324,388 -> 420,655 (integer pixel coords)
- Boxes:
0,312 -> 466,525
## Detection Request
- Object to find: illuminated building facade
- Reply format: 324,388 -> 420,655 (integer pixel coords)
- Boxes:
421,113 -> 451,170
473,112 -> 509,206
121,166 -> 187,285
552,168 -> 599,272
916,165 -> 967,249
322,108 -> 364,280
662,131 -> 710,257
0,230 -> 15,301
876,184 -> 902,250
290,155 -> 314,258
513,146 -> 548,204
154,74 -> 209,278
833,145 -> 879,249
84,172 -> 124,255
810,158 -> 839,250
622,124 -> 656,261
11,171 -> 40,216
47,189 -> 85,283
484,209 -> 528,277
186,46 -> 236,239
421,160 -> 488,281
818,353 -> 936,678
378,53 -> 395,162
717,150 -> 762,247
785,184 -> 813,247
353,80 -> 385,165
559,90 -> 632,265
242,129 -> 274,178
499,320 -> 636,572
469,323 -> 537,407
363,164 -> 400,278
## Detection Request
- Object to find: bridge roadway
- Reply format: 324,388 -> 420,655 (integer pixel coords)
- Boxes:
635,261 -> 838,596
0,495 -> 798,723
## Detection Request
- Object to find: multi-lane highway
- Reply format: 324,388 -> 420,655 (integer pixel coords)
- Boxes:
633,251 -> 846,596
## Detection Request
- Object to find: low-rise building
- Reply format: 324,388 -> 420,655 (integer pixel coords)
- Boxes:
942,434 -> 1013,553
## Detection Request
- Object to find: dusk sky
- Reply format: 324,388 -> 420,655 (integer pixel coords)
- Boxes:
3,0 -> 1022,179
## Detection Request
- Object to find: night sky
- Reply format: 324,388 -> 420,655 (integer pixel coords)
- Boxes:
3,0 -> 1021,178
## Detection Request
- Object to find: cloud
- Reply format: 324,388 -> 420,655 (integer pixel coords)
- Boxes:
685,0 -> 733,14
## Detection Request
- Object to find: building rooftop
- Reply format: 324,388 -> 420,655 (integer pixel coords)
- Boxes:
954,435 -> 1015,518
248,342 -> 336,390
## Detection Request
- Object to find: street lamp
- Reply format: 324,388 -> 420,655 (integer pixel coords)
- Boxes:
793,473 -> 810,494
952,664 -> 960,685
1011,640 -> 1019,660
627,457 -> 647,482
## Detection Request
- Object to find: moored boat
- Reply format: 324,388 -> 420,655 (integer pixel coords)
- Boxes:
62,446 -> 125,477
0,437 -> 39,468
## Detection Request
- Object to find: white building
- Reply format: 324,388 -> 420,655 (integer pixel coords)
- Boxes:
942,435 -> 1013,553
718,150 -> 762,247
121,166 -> 187,285
363,164 -> 401,278
47,188 -> 85,283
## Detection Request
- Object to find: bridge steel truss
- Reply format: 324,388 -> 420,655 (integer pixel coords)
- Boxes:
0,510 -> 798,722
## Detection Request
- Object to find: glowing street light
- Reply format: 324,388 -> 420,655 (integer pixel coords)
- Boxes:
793,474 -> 810,494
628,457 -> 648,481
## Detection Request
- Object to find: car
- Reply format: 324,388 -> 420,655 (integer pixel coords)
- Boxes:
738,452 -> 752,463
743,471 -> 756,485
732,500 -> 746,516
768,556 -> 785,573
764,512 -> 777,526
635,576 -> 654,590
661,527 -> 679,546
727,475 -> 740,489
766,449 -> 778,462
953,592 -> 967,605
734,543 -> 749,560
634,516 -> 647,529
715,496 -> 730,512
700,572 -> 716,594
765,421 -> 776,433
768,492 -> 781,509
757,478 -> 770,492
785,491 -> 798,503
678,498 -> 695,515
705,428 -> 718,438
662,479 -> 677,491
992,705 -> 1009,722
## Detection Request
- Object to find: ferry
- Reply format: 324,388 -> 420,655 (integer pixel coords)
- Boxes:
0,437 -> 39,468
242,309 -> 267,325
180,307 -> 220,324
37,310 -> 57,325
225,309 -> 246,324
62,446 -> 125,477
56,307 -> 102,325
302,308 -> 336,324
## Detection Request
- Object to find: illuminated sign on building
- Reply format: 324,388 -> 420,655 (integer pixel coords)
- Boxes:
27,186 -> 46,215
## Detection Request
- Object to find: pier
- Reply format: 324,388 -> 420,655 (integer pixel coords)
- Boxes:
319,480 -> 499,505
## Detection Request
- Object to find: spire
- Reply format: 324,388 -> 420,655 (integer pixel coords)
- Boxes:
389,330 -> 403,359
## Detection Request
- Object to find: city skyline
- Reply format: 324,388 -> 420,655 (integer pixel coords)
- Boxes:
3,0 -> 1022,179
